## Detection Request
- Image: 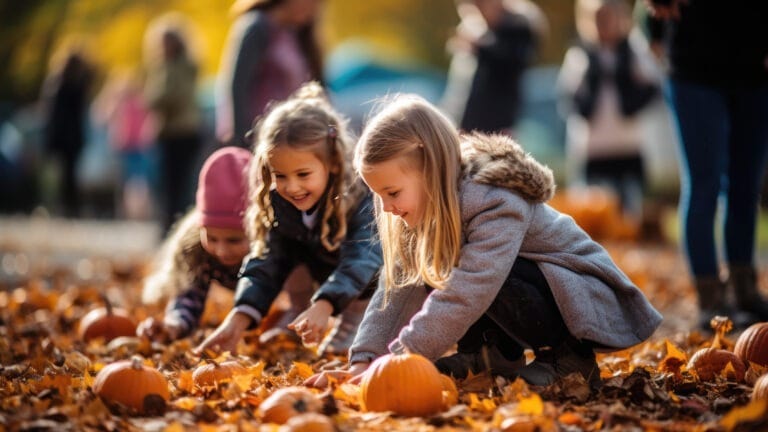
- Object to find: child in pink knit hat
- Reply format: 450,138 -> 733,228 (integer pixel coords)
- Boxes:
137,146 -> 253,341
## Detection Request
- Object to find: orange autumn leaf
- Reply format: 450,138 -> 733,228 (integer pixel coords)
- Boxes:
290,361 -> 315,380
558,411 -> 582,426
468,393 -> 497,413
177,370 -> 195,393
516,393 -> 544,416
720,398 -> 768,430
658,340 -> 688,378
333,382 -> 361,407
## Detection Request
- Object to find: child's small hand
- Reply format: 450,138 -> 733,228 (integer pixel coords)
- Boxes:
304,361 -> 369,388
136,317 -> 161,340
193,310 -> 251,355
288,299 -> 333,346
137,316 -> 186,342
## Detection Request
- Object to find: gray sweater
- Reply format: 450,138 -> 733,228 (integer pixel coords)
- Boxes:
349,134 -> 662,364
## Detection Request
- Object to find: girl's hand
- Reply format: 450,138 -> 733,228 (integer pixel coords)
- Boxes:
304,361 -> 370,388
193,310 -> 251,355
136,317 -> 163,340
288,300 -> 333,346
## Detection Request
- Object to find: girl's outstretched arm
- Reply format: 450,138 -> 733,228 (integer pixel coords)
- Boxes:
304,361 -> 369,388
193,310 -> 252,355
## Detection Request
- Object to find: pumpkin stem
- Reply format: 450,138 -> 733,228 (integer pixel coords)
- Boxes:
294,398 -> 308,413
130,356 -> 144,370
100,292 -> 114,316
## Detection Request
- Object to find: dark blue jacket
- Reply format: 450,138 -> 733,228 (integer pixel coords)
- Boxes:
235,189 -> 381,320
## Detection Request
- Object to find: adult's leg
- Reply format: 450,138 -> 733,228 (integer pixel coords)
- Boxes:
668,79 -> 729,278
725,85 -> 768,318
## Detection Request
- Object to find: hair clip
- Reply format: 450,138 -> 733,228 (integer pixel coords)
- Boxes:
328,125 -> 338,139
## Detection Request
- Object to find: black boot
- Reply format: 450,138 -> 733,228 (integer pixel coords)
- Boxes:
515,336 -> 601,389
731,265 -> 768,321
695,276 -> 756,331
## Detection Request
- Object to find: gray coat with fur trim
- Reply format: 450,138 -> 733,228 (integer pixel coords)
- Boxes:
348,134 -> 662,365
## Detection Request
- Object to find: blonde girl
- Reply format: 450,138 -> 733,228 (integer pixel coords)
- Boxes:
196,82 -> 382,355
307,94 -> 661,389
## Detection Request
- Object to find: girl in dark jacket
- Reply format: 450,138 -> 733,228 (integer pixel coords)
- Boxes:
196,82 -> 382,356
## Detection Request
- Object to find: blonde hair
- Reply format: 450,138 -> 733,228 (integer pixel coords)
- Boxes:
246,81 -> 362,257
142,210 -> 207,304
355,95 -> 462,290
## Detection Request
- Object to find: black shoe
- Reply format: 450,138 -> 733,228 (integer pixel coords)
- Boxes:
513,336 -> 601,389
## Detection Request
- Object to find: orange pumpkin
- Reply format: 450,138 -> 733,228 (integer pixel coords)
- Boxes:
259,386 -> 322,424
360,353 -> 444,417
279,412 -> 335,432
92,356 -> 169,413
687,348 -> 746,382
440,374 -> 459,408
192,360 -> 247,390
79,300 -> 137,343
735,322 -> 768,367
752,374 -> 768,401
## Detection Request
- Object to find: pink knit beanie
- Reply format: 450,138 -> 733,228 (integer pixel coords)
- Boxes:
196,146 -> 252,230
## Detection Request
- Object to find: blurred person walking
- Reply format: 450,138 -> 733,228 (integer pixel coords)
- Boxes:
143,14 -> 203,234
645,0 -> 768,330
558,0 -> 661,222
215,0 -> 324,148
40,44 -> 95,218
443,0 -> 544,136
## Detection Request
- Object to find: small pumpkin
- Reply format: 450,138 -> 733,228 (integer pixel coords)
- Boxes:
360,353 -> 445,417
258,386 -> 322,424
687,348 -> 746,382
752,374 -> 768,401
79,296 -> 137,343
192,360 -> 247,390
735,322 -> 768,368
92,356 -> 169,414
440,374 -> 459,409
278,412 -> 335,432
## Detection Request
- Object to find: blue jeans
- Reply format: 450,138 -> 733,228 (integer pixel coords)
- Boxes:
668,79 -> 768,277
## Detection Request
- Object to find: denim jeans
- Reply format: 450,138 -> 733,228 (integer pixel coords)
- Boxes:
668,79 -> 768,276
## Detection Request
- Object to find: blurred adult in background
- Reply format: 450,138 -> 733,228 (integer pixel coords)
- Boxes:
645,0 -> 768,330
215,0 -> 324,148
558,0 -> 661,222
442,0 -> 545,136
143,14 -> 203,234
40,45 -> 95,218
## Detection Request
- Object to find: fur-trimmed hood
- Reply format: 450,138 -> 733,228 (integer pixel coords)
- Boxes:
460,133 -> 555,203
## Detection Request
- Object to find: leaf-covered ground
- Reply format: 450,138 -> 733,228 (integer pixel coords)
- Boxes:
2,217 -> 768,431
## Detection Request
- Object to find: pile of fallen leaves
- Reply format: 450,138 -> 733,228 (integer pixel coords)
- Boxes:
2,244 -> 768,432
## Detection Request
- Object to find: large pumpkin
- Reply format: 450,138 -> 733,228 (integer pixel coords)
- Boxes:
360,353 -> 444,417
79,301 -> 137,343
258,386 -> 322,424
192,360 -> 247,390
735,322 -> 768,368
687,348 -> 746,382
92,356 -> 169,413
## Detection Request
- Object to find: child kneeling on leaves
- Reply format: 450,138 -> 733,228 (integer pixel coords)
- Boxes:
307,94 -> 662,389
